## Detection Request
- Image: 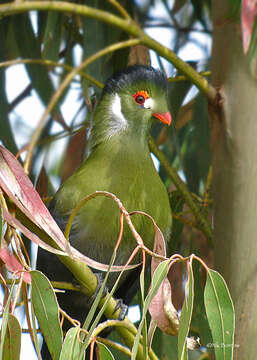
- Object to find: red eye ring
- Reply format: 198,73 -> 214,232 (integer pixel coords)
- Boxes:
132,90 -> 150,105
135,95 -> 145,104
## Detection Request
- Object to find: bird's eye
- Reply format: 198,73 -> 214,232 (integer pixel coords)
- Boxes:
132,90 -> 150,106
135,95 -> 145,104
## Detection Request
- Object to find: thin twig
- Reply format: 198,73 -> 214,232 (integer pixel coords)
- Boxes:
23,38 -> 140,173
0,58 -> 103,89
168,71 -> 211,82
108,0 -> 131,19
148,136 -> 213,245
0,1 -> 217,102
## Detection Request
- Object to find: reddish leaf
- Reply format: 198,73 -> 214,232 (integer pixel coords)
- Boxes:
149,277 -> 179,336
241,0 -> 257,53
1,207 -> 65,256
0,146 -> 68,252
0,246 -> 31,283
168,262 -> 185,310
144,211 -> 179,337
0,147 -> 140,272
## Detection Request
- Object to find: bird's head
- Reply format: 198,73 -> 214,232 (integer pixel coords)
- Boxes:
91,65 -> 172,147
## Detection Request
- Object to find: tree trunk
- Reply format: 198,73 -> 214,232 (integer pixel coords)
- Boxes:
211,1 -> 257,358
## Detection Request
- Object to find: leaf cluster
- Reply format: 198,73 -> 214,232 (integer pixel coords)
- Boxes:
0,1 -> 238,359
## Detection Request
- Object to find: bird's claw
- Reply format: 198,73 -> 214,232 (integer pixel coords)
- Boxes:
113,299 -> 128,320
88,273 -> 108,305
88,273 -> 128,320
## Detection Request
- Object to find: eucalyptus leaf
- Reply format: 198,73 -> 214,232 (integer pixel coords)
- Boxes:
204,269 -> 235,360
59,327 -> 81,360
190,261 -> 212,347
0,281 -> 16,359
42,12 -> 63,62
31,270 -> 63,360
132,260 -> 170,360
183,92 -> 210,193
12,13 -> 56,106
0,20 -> 18,154
97,342 -> 115,360
169,190 -> 185,252
168,78 -> 192,121
3,314 -> 21,360
178,261 -> 194,360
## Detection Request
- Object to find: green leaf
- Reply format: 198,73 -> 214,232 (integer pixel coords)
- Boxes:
0,20 -> 18,154
42,12 -> 63,62
168,77 -> 192,120
31,270 -> 63,360
31,303 -> 42,359
190,0 -> 210,30
183,93 -> 210,194
82,0 -> 111,84
151,327 -> 178,359
169,190 -> 185,252
0,281 -> 16,359
3,314 -> 21,360
131,259 -> 170,360
97,342 -> 115,360
12,13 -> 56,106
60,327 -> 81,360
178,261 -> 194,360
190,261 -> 212,347
204,269 -> 235,360
227,0 -> 241,20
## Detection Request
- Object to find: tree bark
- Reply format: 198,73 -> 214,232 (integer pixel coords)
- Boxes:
211,1 -> 257,358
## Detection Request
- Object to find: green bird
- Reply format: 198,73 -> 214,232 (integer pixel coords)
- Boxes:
37,65 -> 172,356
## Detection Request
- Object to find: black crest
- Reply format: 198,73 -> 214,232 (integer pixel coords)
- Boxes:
102,65 -> 167,96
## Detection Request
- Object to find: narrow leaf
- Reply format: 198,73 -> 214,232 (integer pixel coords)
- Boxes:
178,261 -> 194,360
3,314 -> 22,360
0,245 -> 31,283
0,145 -> 68,251
1,207 -> 65,257
31,270 -> 63,360
0,20 -> 18,154
204,269 -> 235,360
241,0 -> 257,53
0,280 -> 16,359
12,13 -> 56,106
97,342 -> 115,360
60,327 -> 81,360
132,260 -> 170,360
42,12 -> 62,62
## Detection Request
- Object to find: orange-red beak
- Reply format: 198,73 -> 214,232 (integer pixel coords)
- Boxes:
153,112 -> 172,125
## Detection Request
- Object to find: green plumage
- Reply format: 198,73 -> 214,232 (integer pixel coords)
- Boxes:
37,65 -> 172,356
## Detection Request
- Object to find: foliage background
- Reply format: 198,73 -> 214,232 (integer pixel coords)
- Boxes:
0,0 -> 256,359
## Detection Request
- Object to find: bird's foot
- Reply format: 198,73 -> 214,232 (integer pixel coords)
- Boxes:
113,299 -> 128,320
88,273 -> 108,305
89,273 -> 128,320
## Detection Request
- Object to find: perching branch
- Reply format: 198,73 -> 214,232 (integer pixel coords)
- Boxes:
148,136 -> 213,244
0,1 -> 217,103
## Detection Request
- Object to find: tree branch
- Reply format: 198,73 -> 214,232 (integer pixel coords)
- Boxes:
148,136 -> 213,244
0,1 -> 217,102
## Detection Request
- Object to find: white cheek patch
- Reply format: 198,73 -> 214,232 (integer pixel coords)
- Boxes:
107,93 -> 128,137
111,93 -> 127,126
143,97 -> 154,109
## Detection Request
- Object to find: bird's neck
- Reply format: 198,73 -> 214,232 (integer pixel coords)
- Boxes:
89,131 -> 151,165
88,94 -> 152,151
